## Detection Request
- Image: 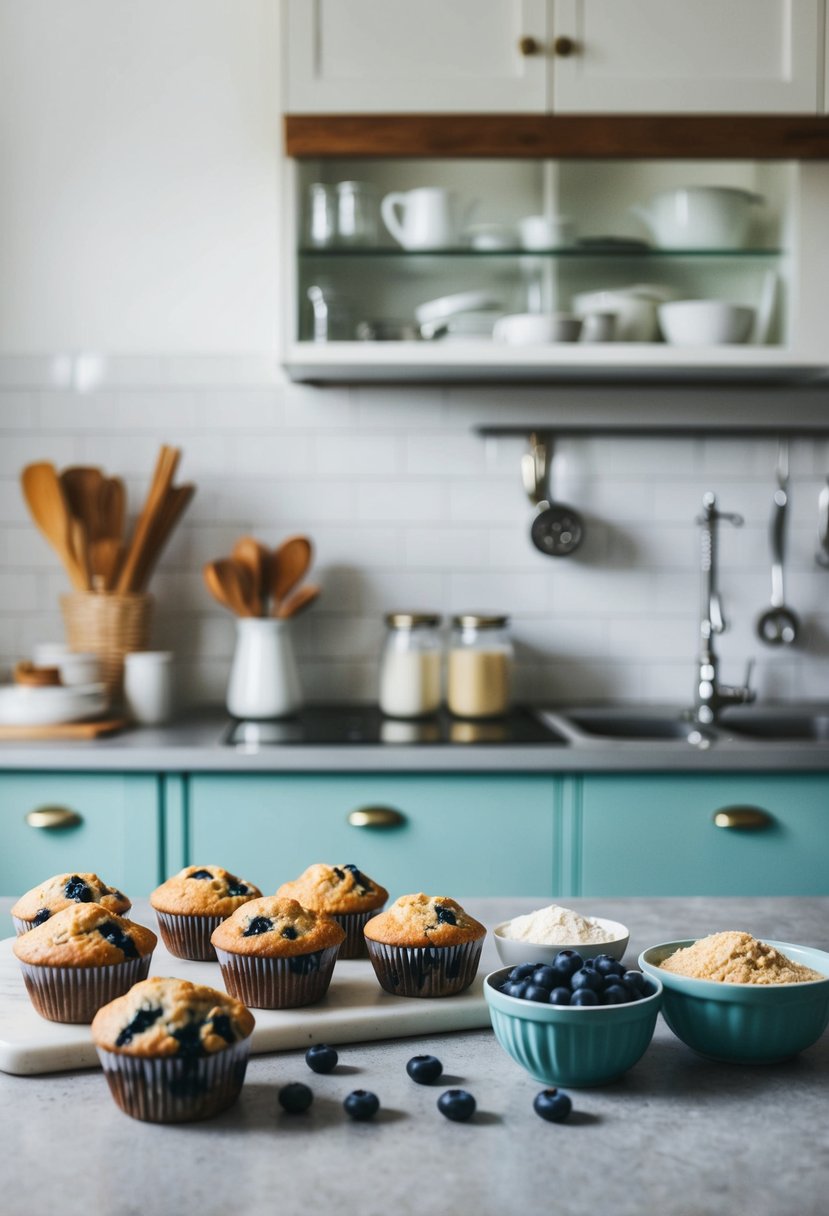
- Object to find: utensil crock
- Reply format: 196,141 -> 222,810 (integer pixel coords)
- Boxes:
226,618 -> 302,720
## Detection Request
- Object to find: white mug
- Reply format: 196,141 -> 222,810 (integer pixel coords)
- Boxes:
381,187 -> 471,249
123,651 -> 173,726
518,214 -> 575,249
493,313 -> 582,345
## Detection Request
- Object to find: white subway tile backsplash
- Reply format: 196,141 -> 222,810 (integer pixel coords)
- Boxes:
1,360 -> 829,707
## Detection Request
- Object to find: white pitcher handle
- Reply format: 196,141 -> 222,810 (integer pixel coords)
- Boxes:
381,192 -> 407,245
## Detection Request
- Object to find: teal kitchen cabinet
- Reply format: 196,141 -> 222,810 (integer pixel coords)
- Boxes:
577,774 -> 829,897
0,772 -> 161,897
184,773 -> 559,897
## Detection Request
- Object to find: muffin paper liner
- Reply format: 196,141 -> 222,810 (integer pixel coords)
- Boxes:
154,911 -> 225,961
12,916 -> 32,936
96,1038 -> 251,1123
214,945 -> 339,1008
334,908 -> 384,959
18,955 -> 152,1023
365,938 -> 484,998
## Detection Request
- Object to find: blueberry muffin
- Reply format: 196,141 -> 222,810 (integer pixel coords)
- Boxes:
276,863 -> 388,958
13,903 -> 157,1023
363,893 -> 486,998
91,976 -> 255,1123
150,865 -> 262,961
211,896 -> 345,1009
11,873 -> 131,936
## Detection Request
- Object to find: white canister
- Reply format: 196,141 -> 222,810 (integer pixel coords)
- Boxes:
123,651 -> 173,726
226,618 -> 302,720
378,612 -> 442,718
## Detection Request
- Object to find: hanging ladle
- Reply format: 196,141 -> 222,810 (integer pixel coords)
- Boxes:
521,432 -> 584,557
756,440 -> 800,646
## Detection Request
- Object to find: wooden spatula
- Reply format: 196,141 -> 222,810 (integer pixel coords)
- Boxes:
203,558 -> 257,617
20,462 -> 87,590
116,445 -> 180,592
232,536 -> 270,617
275,583 -> 321,619
270,535 -> 312,613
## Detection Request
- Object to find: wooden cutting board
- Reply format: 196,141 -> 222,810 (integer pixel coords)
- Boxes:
0,718 -> 126,741
0,932 -> 498,1076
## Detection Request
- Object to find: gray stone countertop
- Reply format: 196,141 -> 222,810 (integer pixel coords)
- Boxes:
1,706 -> 829,772
1,895 -> 828,1216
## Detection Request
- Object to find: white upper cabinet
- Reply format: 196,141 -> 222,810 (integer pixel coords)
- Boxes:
283,0 -> 825,115
283,0 -> 549,113
551,0 -> 823,114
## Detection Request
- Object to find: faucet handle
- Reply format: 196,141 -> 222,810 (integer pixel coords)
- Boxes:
709,591 -> 725,634
743,657 -> 756,698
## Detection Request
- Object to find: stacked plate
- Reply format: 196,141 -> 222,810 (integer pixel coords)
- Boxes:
0,683 -> 107,727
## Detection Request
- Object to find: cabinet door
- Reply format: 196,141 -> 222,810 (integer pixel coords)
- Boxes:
551,0 -> 822,114
579,774 -> 829,896
187,774 -> 557,897
283,0 -> 548,113
0,773 -> 160,898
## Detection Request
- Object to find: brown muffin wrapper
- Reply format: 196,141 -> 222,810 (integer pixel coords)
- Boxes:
18,955 -> 152,1023
96,1039 -> 251,1123
214,945 -> 339,1009
365,938 -> 483,998
154,911 -> 225,961
334,908 -> 385,959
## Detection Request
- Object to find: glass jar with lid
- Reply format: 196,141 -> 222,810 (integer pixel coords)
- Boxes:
378,613 -> 443,718
447,614 -> 513,719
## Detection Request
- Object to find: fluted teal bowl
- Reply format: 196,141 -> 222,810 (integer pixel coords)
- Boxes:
484,965 -> 662,1088
639,940 -> 829,1064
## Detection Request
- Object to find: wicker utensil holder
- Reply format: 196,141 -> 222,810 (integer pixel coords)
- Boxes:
60,593 -> 153,701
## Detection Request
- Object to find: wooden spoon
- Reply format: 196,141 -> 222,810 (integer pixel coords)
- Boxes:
89,537 -> 125,591
116,445 -> 181,592
275,583 -> 321,619
20,462 -> 87,590
270,535 -> 312,611
232,536 -> 270,617
60,466 -> 105,540
203,558 -> 256,617
132,482 -> 196,592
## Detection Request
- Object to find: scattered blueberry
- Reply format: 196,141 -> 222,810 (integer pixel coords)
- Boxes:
278,1082 -> 313,1114
306,1043 -> 338,1074
406,1055 -> 443,1085
533,1088 -> 572,1123
437,1089 -> 476,1122
344,1089 -> 380,1120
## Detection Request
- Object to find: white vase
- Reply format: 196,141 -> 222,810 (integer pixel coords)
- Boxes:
226,618 -> 302,719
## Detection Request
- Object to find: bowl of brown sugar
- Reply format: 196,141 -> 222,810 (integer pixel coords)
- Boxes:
639,931 -> 829,1063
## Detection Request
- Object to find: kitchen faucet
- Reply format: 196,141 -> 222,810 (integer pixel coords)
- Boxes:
693,492 -> 755,724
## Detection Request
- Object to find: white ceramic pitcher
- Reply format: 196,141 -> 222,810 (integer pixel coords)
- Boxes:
226,618 -> 302,719
380,187 -> 473,249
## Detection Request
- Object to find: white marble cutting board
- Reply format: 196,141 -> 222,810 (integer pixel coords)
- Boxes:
0,931 -> 498,1076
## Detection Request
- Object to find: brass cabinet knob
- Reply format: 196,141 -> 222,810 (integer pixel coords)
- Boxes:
518,35 -> 543,56
25,805 -> 83,831
553,35 -> 577,57
712,806 -> 774,831
347,806 -> 406,830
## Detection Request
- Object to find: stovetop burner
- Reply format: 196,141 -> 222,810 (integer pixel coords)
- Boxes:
224,704 -> 565,747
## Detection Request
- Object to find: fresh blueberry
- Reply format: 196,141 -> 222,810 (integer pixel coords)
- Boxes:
602,983 -> 631,1005
549,986 -> 572,1005
508,963 -> 537,982
623,970 -> 649,994
243,916 -> 273,937
533,1088 -> 572,1123
437,1089 -> 476,1122
305,1043 -> 338,1074
552,949 -> 583,980
278,1082 -> 313,1114
594,954 -> 626,978
523,983 -> 552,1003
502,980 -> 529,999
96,921 -> 139,959
570,988 -> 600,1006
571,967 -> 604,993
531,965 -> 556,990
344,1089 -> 380,1120
406,1054 -> 443,1085
434,904 -> 457,926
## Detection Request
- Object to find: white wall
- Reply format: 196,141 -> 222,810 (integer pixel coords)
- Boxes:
1,0 -> 828,709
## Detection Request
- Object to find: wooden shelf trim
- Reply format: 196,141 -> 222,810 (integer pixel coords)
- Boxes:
285,114 -> 829,159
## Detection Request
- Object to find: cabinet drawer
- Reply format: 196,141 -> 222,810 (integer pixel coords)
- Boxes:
187,774 -> 556,897
579,775 -> 829,896
0,773 -> 160,899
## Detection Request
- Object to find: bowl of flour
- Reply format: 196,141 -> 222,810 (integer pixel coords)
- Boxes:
493,903 -> 629,967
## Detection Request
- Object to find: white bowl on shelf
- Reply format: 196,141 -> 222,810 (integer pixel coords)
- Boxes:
657,300 -> 756,346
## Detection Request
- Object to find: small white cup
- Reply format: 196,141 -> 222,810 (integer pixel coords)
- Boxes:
124,651 -> 174,726
518,214 -> 575,249
493,312 -> 582,345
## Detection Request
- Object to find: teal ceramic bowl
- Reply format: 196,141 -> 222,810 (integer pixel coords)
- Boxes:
639,940 -> 829,1063
484,965 -> 662,1088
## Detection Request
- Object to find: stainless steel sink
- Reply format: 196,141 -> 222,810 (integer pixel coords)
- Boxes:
562,710 -> 703,742
539,704 -> 829,746
717,710 -> 829,742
